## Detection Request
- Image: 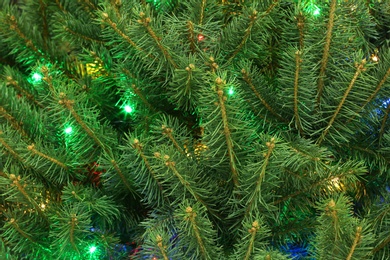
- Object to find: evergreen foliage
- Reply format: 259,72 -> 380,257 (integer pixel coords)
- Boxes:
0,0 -> 390,259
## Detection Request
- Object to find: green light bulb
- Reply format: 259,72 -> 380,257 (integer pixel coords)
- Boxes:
64,126 -> 73,134
124,105 -> 133,113
89,246 -> 97,254
32,72 -> 43,82
228,87 -> 234,96
313,6 -> 320,16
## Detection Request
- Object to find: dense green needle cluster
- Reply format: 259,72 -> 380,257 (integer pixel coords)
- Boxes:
0,0 -> 390,259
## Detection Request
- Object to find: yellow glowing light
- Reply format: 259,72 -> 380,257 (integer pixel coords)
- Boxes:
371,55 -> 379,62
328,177 -> 344,192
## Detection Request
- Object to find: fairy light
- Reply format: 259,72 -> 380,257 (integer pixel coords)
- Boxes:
30,72 -> 43,84
197,34 -> 205,42
306,4 -> 321,17
64,126 -> 73,134
89,245 -> 97,254
124,105 -> 133,113
228,87 -> 234,96
313,7 -> 320,16
32,73 -> 42,81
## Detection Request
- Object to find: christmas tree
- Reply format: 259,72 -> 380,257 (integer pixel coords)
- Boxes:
1,0 -> 390,259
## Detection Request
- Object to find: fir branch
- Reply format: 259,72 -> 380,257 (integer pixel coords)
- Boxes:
199,0 -> 207,25
241,69 -> 286,122
5,76 -> 44,109
246,138 -> 275,215
265,0 -> 279,14
102,13 -> 148,55
273,171 -> 355,205
297,13 -> 304,50
133,83 -> 154,110
132,140 -> 156,180
9,174 -> 45,217
156,235 -> 169,260
69,214 -> 80,253
372,234 -> 390,253
64,26 -> 105,44
162,125 -> 185,154
83,0 -> 98,10
317,59 -> 367,145
185,206 -> 207,259
374,203 -> 390,224
55,0 -> 67,13
244,221 -> 260,260
326,199 -> 340,241
347,65 -> 390,125
379,101 -> 390,143
347,145 -> 390,169
58,93 -> 134,193
317,0 -> 337,105
363,66 -> 390,109
7,15 -> 43,58
187,21 -> 196,53
5,19 -> 75,80
0,132 -> 25,163
80,0 -> 98,18
165,160 -> 210,212
206,56 -> 219,73
41,66 -> 55,95
39,0 -> 48,50
8,218 -> 35,243
184,64 -> 194,100
110,0 -> 121,19
0,106 -> 29,139
346,226 -> 362,260
132,138 -> 166,200
122,69 -> 155,111
27,144 -> 68,170
215,77 -> 239,187
294,50 -> 303,135
137,13 -> 178,69
227,9 -> 258,63
110,159 -> 133,193
59,94 -> 105,149
0,170 -> 6,178
288,146 -> 321,163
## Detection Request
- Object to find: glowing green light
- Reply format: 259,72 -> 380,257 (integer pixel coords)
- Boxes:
228,87 -> 234,96
32,72 -> 43,82
64,126 -> 73,134
313,6 -> 320,16
89,246 -> 97,254
124,105 -> 133,113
